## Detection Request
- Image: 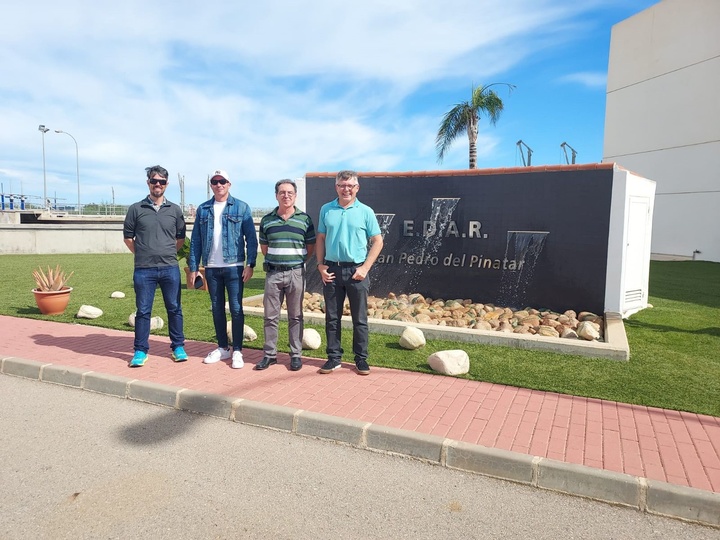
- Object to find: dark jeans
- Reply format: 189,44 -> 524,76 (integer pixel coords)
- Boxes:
205,266 -> 245,351
323,263 -> 369,362
133,266 -> 185,353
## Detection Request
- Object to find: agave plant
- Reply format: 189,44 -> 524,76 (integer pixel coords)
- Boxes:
33,265 -> 74,292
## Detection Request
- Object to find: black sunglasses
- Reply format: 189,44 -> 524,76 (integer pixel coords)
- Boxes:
210,178 -> 229,185
149,179 -> 168,185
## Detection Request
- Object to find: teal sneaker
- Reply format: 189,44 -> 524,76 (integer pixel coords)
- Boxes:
172,346 -> 188,362
130,350 -> 148,367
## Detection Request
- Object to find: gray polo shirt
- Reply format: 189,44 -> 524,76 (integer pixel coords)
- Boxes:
123,196 -> 186,268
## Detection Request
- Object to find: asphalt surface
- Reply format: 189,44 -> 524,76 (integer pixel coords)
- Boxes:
2,375 -> 719,540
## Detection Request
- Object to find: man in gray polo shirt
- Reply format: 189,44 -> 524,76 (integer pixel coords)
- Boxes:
123,165 -> 187,367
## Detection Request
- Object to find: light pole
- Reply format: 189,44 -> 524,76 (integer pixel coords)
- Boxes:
38,125 -> 49,208
55,130 -> 81,214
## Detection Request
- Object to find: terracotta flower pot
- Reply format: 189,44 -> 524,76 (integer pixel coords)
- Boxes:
33,287 -> 73,315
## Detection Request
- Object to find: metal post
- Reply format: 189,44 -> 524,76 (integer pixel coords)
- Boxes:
55,130 -> 81,214
38,125 -> 50,208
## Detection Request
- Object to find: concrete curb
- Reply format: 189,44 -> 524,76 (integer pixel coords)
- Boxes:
2,357 -> 717,529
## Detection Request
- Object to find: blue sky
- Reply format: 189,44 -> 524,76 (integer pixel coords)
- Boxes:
0,0 -> 659,211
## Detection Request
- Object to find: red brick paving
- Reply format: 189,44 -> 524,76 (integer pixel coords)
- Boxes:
2,314 -> 719,493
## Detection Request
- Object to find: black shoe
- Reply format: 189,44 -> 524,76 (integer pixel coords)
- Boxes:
255,356 -> 277,370
355,359 -> 370,375
319,359 -> 342,374
290,356 -> 302,371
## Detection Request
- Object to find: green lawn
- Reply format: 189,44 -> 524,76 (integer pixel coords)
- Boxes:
2,254 -> 718,417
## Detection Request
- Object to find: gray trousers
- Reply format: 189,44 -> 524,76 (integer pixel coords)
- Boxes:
263,266 -> 305,357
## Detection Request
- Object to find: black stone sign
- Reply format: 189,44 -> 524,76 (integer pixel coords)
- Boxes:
304,167 -> 613,314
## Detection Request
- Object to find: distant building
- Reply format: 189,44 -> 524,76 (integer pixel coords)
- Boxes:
603,0 -> 719,262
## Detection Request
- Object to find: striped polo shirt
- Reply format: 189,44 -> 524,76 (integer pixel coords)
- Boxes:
259,207 -> 316,266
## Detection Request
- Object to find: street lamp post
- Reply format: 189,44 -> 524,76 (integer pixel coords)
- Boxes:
55,130 -> 81,215
38,125 -> 49,209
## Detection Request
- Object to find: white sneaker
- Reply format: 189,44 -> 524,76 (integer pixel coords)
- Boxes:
231,351 -> 244,369
204,347 -> 231,364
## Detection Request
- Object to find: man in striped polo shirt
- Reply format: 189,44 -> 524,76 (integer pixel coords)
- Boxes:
256,179 -> 316,371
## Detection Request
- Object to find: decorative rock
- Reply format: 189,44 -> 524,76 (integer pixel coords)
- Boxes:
427,350 -> 470,376
399,326 -> 426,350
301,292 -> 606,343
497,321 -> 514,333
225,321 -> 257,343
302,328 -> 322,350
77,305 -> 103,319
577,320 -> 601,341
473,320 -> 493,331
129,312 -> 164,330
150,316 -> 164,330
561,327 -> 579,339
110,291 -> 126,298
244,325 -> 257,341
537,325 -> 560,338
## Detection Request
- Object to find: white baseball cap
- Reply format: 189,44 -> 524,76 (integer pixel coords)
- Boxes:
211,169 -> 230,181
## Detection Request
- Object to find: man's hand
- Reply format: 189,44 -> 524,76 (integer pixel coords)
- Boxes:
352,265 -> 368,281
318,264 -> 335,284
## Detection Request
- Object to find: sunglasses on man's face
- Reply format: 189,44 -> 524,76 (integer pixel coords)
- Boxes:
210,178 -> 229,185
149,178 -> 167,185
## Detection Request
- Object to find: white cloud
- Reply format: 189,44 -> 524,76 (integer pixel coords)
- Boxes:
0,0 -> 642,208
557,71 -> 608,89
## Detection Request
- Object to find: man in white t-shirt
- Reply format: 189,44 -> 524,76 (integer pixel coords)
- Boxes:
188,170 -> 257,368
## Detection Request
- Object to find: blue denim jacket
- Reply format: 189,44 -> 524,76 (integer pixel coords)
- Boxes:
188,195 -> 258,271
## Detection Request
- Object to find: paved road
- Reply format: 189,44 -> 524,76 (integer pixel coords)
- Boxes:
1,375 -> 718,540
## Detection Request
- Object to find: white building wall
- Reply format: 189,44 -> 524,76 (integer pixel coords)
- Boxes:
602,0 -> 720,262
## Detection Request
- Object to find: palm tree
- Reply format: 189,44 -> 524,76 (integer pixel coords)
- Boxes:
436,83 -> 515,169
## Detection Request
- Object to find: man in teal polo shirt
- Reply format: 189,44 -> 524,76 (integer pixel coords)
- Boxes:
315,170 -> 383,375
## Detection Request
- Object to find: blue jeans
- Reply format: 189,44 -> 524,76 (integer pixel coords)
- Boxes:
323,264 -> 369,363
133,266 -> 185,353
205,266 -> 245,351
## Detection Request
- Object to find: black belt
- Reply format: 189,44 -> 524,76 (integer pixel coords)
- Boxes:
324,260 -> 363,267
266,263 -> 304,272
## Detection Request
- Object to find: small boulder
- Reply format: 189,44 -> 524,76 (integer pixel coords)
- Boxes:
110,291 -> 126,298
399,326 -> 426,350
228,322 -> 257,343
577,320 -> 601,341
127,312 -> 166,330
150,316 -> 164,330
537,325 -> 560,338
302,328 -> 322,350
427,350 -> 469,376
77,305 -> 103,319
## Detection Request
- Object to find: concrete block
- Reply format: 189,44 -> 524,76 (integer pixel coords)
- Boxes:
177,390 -> 234,419
1,357 -> 45,379
234,400 -> 297,431
537,459 -> 640,507
296,411 -> 368,445
83,372 -> 131,398
646,479 -> 720,528
366,424 -> 444,462
41,364 -> 87,387
128,380 -> 180,408
445,441 -> 534,484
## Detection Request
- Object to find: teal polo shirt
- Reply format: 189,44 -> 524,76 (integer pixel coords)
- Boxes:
317,198 -> 381,263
